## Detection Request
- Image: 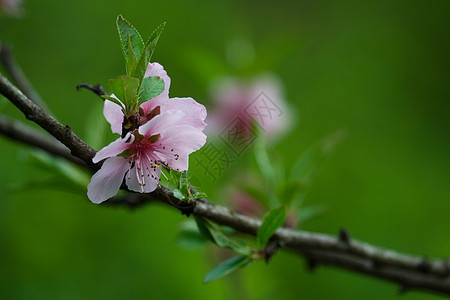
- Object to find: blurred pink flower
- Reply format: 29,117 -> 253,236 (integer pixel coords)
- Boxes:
87,63 -> 207,204
207,74 -> 290,140
0,0 -> 22,17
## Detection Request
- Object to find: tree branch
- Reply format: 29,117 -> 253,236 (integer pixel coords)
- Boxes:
0,74 -> 97,171
0,72 -> 448,296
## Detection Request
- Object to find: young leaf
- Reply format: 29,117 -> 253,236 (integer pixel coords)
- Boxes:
116,15 -> 144,75
257,206 -> 286,247
139,76 -> 164,103
108,76 -> 140,109
131,22 -> 166,81
188,192 -> 207,200
172,188 -> 185,200
194,216 -> 252,256
203,256 -> 252,283
194,216 -> 215,243
179,170 -> 190,196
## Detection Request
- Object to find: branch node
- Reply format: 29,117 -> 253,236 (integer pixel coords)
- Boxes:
263,237 -> 283,263
306,257 -> 319,273
338,227 -> 351,246
418,258 -> 431,274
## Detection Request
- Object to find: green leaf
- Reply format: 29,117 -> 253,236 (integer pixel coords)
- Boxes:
254,135 -> 276,186
179,170 -> 190,196
172,188 -> 185,200
203,256 -> 252,283
238,183 -> 276,208
257,206 -> 286,247
131,22 -> 166,81
194,216 -> 215,243
84,101 -> 108,149
276,180 -> 303,206
101,95 -> 123,107
194,216 -> 252,256
139,76 -> 165,103
188,192 -> 207,200
108,76 -> 140,109
116,15 -> 144,75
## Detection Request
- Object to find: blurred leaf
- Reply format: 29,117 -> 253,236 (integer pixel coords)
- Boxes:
108,76 -> 140,109
194,216 -> 252,256
28,151 -> 90,188
238,183 -> 275,208
131,22 -> 166,81
276,180 -> 302,206
203,256 -> 252,283
175,220 -> 208,250
298,205 -> 328,225
254,135 -> 276,186
11,150 -> 91,194
257,205 -> 286,247
289,130 -> 345,203
116,15 -> 144,75
194,216 -> 215,243
84,101 -> 108,149
139,76 -> 164,103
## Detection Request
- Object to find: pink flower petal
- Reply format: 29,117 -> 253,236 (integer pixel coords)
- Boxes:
157,125 -> 207,171
140,63 -> 171,114
87,156 -> 129,204
104,98 -> 124,135
138,110 -> 185,137
93,133 -> 133,164
160,97 -> 207,130
144,62 -> 171,96
125,164 -> 161,193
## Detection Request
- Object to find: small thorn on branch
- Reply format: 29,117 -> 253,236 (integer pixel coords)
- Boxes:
338,227 -> 351,245
306,257 -> 318,272
76,82 -> 106,98
263,237 -> 283,263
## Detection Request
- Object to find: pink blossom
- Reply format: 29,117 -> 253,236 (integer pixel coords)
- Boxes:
207,75 -> 290,140
87,63 -> 207,204
104,63 -> 206,135
0,0 -> 22,16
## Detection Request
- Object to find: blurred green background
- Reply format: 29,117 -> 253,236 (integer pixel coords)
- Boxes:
1,0 -> 449,299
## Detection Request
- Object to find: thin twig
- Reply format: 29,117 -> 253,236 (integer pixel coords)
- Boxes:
0,74 -> 97,171
76,82 -> 106,99
0,72 -> 449,296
